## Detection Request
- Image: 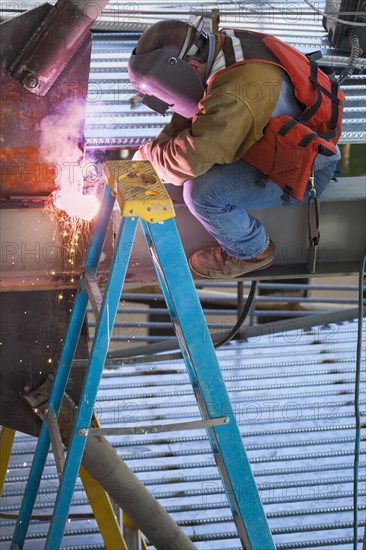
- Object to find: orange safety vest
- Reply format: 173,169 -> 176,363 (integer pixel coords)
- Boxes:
210,30 -> 345,201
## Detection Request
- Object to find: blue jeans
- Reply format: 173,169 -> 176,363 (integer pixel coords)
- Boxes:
183,159 -> 338,259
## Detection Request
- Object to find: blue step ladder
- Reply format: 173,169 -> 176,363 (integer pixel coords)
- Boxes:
11,160 -> 275,550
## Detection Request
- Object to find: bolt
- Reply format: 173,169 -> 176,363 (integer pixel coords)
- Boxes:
23,73 -> 38,89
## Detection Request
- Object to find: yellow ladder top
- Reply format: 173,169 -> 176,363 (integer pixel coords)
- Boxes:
106,160 -> 175,223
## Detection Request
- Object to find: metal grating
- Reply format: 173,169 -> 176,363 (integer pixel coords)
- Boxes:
1,318 -> 365,549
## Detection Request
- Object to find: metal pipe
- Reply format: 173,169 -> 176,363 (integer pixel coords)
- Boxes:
81,435 -> 197,550
197,282 -> 360,291
9,0 -> 110,95
107,307 -> 363,359
92,292 -> 364,303
89,305 -> 359,316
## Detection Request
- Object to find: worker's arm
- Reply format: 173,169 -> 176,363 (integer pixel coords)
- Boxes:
160,113 -> 192,140
138,63 -> 283,185
132,113 -> 191,160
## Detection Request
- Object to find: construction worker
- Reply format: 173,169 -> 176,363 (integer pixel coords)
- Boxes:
128,18 -> 344,278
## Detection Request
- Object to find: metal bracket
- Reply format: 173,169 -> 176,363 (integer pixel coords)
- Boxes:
307,243 -> 318,274
307,174 -> 320,274
86,416 -> 230,437
21,374 -> 54,411
84,270 -> 103,320
46,406 -> 65,477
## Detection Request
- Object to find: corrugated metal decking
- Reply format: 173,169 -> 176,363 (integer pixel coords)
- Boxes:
1,319 -> 365,548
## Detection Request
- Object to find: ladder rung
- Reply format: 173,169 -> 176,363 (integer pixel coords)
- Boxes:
85,271 -> 103,321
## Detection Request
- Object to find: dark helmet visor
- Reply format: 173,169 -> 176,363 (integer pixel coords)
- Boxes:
128,48 -> 204,118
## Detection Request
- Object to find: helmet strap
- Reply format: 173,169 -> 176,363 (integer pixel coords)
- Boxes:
204,33 -> 216,80
178,25 -> 193,59
178,16 -> 208,59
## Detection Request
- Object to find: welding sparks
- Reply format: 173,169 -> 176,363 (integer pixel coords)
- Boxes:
45,200 -> 93,282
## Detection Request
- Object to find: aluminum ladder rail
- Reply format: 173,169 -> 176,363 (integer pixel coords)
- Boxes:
11,160 -> 275,550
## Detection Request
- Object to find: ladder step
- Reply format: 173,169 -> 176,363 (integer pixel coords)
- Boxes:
85,270 -> 103,320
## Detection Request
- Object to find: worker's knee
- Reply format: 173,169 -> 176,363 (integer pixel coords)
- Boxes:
183,164 -> 230,213
183,178 -> 208,215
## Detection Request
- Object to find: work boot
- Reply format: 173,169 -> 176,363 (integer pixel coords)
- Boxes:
189,240 -> 276,279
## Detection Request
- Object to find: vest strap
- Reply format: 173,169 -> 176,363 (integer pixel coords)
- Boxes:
255,174 -> 267,188
278,118 -> 299,137
329,78 -> 340,130
280,185 -> 292,203
297,61 -> 322,124
319,129 -> 337,140
222,36 -> 236,67
298,132 -> 319,147
305,50 -> 322,62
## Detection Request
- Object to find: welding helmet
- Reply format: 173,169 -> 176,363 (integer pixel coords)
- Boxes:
128,18 -> 209,118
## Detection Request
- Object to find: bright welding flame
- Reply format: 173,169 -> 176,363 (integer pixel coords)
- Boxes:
40,103 -> 102,221
53,189 -> 100,222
